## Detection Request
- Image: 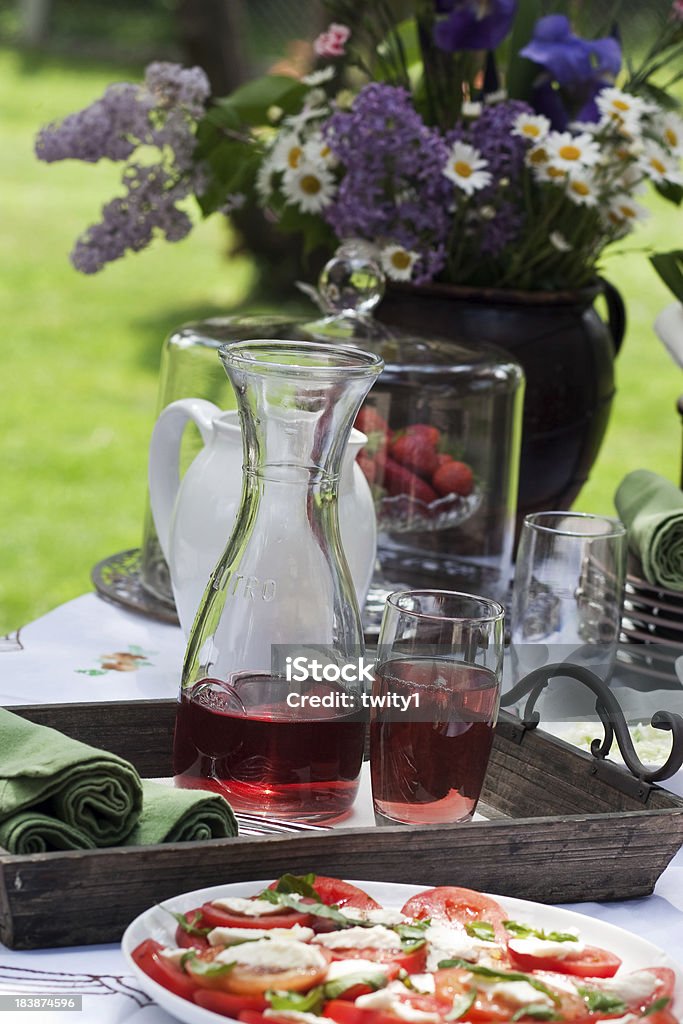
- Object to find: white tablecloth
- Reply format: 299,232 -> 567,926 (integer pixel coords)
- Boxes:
0,593 -> 682,1023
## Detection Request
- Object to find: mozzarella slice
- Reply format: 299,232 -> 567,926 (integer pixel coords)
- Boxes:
214,938 -> 327,970
425,923 -> 498,971
208,925 -> 314,947
211,896 -> 293,917
158,946 -> 192,967
487,981 -> 555,1007
325,959 -> 390,980
355,990 -> 442,1023
508,936 -> 586,959
313,925 -> 401,951
342,907 -> 410,927
594,971 -> 661,1005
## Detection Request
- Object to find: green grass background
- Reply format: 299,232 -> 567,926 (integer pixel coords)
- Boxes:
2,46 -> 683,634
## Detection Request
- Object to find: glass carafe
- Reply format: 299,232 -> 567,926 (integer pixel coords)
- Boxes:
173,339 -> 384,821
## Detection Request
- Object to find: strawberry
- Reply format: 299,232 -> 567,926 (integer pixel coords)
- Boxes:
355,407 -> 390,457
435,453 -> 454,468
432,460 -> 474,498
383,457 -> 438,504
406,424 -> 441,448
357,451 -> 377,485
390,435 -> 439,478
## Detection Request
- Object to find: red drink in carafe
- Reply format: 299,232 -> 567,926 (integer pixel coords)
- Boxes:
173,674 -> 365,822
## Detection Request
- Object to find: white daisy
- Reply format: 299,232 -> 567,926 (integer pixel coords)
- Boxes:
271,132 -> 305,173
597,87 -> 651,130
302,66 -> 336,87
530,153 -> 567,184
656,112 -> 683,156
282,161 -> 335,213
304,131 -> 336,166
526,143 -> 550,170
545,131 -> 601,171
443,141 -> 492,195
283,104 -> 329,131
380,244 -> 420,282
512,113 -> 551,144
638,141 -> 683,185
565,172 -> 599,207
550,231 -> 572,253
606,193 -> 649,227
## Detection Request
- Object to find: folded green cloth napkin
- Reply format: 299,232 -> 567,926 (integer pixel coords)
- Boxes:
126,781 -> 238,846
0,709 -> 239,854
615,469 -> 683,591
0,708 -> 143,849
0,811 -> 97,855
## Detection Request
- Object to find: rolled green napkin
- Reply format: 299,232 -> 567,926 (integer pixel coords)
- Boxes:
126,780 -> 238,845
615,469 -> 683,590
0,812 -> 96,854
0,708 -> 143,848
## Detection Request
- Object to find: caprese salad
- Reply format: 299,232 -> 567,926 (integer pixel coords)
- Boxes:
130,874 -> 679,1024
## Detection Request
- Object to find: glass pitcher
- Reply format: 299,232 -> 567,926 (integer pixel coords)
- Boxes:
172,339 -> 384,821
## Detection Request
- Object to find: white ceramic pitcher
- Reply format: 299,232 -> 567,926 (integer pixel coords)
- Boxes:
148,398 -> 377,636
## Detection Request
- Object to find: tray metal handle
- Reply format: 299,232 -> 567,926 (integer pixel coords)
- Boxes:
501,662 -> 683,785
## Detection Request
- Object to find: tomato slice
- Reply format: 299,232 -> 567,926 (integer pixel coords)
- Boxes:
434,965 -> 589,1023
324,995 -> 448,1024
193,991 -> 268,1017
308,877 -> 382,911
508,944 -> 621,979
185,944 -> 332,995
200,901 -> 312,931
175,908 -> 210,951
401,887 -> 507,944
237,1012 -> 270,1024
131,938 -> 198,1002
329,945 -> 427,975
267,876 -> 382,912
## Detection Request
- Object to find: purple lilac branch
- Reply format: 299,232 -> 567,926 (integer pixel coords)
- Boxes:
35,63 -> 210,273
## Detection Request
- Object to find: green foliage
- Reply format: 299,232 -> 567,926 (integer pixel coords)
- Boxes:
650,250 -> 683,303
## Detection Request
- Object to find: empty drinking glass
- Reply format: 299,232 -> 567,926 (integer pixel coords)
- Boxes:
506,512 -> 627,723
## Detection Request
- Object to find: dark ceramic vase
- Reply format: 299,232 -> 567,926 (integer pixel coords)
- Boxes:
377,279 -> 626,534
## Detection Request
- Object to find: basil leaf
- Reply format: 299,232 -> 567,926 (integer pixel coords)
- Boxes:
437,960 -> 560,1005
446,990 -> 476,1021
643,997 -> 671,1016
465,922 -> 496,942
511,1005 -> 559,1021
324,972 -> 387,999
182,952 -> 236,977
164,907 -> 211,938
577,988 -> 627,1015
394,922 -> 430,940
504,921 -> 578,943
272,874 -> 322,900
267,986 -> 326,1014
259,889 -> 365,929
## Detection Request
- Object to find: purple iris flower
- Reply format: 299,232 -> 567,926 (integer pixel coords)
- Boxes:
434,0 -> 518,52
520,14 -> 621,127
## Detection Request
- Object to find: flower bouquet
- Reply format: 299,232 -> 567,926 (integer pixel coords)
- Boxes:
36,1 -> 683,292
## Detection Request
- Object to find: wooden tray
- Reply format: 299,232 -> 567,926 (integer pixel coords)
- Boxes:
2,701 -> 683,950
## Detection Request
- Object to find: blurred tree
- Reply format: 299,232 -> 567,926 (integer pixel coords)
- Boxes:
176,0 -> 247,95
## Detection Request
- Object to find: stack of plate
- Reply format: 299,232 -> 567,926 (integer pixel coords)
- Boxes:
619,558 -> 683,689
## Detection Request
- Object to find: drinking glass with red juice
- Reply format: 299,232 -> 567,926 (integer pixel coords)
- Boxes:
370,589 -> 504,826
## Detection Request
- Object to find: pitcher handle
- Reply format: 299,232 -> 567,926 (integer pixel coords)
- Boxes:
148,398 -> 219,561
598,276 -> 627,357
